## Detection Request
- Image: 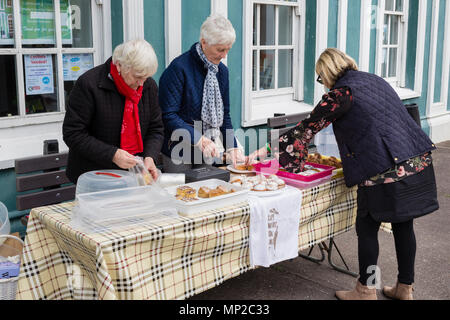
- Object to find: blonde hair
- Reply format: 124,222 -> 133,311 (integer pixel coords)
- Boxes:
199,14 -> 236,46
316,48 -> 358,88
112,39 -> 158,78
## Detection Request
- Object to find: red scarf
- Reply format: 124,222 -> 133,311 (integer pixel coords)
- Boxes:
110,62 -> 144,155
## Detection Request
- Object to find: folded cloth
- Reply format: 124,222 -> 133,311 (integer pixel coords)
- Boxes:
248,186 -> 303,268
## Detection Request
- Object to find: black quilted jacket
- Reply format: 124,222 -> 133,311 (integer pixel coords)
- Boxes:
332,70 -> 436,187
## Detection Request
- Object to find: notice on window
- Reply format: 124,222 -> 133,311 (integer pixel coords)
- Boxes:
24,54 -> 54,96
63,53 -> 94,81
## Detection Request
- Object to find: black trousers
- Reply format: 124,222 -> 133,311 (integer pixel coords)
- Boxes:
356,213 -> 416,286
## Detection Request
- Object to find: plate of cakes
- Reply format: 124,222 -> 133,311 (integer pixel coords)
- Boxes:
165,179 -> 250,215
230,174 -> 286,197
226,163 -> 255,174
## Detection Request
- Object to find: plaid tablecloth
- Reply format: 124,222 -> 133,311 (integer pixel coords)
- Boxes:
15,178 -> 385,300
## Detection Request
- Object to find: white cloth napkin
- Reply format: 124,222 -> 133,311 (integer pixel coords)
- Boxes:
248,186 -> 303,268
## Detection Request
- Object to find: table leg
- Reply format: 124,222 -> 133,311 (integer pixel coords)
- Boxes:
298,243 -> 326,264
325,238 -> 358,278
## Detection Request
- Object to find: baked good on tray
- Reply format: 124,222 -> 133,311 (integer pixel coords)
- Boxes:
234,164 -> 254,171
307,153 -> 343,168
198,187 -> 211,198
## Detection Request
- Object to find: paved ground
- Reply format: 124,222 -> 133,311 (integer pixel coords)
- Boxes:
189,141 -> 450,300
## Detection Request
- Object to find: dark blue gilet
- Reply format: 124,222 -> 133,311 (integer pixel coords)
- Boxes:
332,70 -> 436,187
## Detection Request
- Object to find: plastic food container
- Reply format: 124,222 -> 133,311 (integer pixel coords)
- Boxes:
0,202 -> 11,246
75,170 -> 139,196
253,159 -> 335,189
71,185 -> 178,232
164,179 -> 249,216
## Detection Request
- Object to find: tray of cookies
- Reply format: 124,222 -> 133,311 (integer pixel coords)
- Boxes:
230,174 -> 286,196
164,179 -> 250,215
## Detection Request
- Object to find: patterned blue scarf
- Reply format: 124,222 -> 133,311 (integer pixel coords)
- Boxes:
196,42 -> 224,141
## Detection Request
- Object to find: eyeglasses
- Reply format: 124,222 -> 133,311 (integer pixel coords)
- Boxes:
316,75 -> 324,85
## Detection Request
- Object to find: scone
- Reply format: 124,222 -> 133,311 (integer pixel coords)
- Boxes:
176,186 -> 197,199
198,187 -> 211,198
216,185 -> 229,194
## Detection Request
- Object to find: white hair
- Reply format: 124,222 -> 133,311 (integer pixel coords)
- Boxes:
112,39 -> 158,77
199,14 -> 236,46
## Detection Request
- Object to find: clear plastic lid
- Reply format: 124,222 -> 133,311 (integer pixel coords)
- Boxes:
0,202 -> 11,241
75,170 -> 139,196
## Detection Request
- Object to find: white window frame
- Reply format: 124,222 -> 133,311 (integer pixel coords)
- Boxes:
242,0 -> 308,127
0,0 -> 109,129
375,0 -> 413,95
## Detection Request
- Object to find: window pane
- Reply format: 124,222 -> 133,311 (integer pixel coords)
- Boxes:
390,15 -> 399,45
381,48 -> 387,78
23,54 -> 59,114
62,0 -> 92,48
278,6 -> 292,45
388,48 -> 397,77
0,0 -> 14,48
21,0 -> 56,48
278,49 -> 293,88
63,53 -> 94,104
260,5 -> 275,46
383,15 -> 389,45
385,0 -> 394,11
252,50 -> 257,91
260,50 -> 275,90
0,55 -> 18,117
253,4 -> 257,46
395,0 -> 403,12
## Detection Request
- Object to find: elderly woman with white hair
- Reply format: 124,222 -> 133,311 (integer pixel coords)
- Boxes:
63,39 -> 164,183
159,14 -> 244,172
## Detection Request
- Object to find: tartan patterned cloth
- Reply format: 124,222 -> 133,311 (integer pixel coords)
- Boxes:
15,178 -> 389,300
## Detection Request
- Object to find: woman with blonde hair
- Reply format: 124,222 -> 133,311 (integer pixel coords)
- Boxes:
63,39 -> 164,183
249,48 -> 439,300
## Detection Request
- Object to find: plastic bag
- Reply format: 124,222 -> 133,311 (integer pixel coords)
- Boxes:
129,156 -> 161,186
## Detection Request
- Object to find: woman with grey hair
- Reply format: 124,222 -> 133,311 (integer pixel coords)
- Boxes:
63,39 -> 164,183
159,14 -> 244,172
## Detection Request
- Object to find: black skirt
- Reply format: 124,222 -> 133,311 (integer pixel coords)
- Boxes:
357,163 -> 439,223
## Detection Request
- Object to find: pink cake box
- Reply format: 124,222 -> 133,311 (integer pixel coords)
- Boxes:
253,159 -> 335,182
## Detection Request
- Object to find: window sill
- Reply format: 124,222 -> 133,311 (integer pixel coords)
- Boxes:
392,86 -> 421,101
0,112 -> 66,129
242,100 -> 314,127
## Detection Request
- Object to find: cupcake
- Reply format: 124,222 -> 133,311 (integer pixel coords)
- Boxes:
252,183 -> 267,192
266,182 -> 279,191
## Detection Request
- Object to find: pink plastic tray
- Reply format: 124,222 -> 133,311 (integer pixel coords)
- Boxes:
252,159 -> 335,182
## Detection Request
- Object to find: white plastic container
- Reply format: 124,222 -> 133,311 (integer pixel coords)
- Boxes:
75,170 -> 139,196
164,179 -> 249,216
71,185 -> 178,232
0,202 -> 11,245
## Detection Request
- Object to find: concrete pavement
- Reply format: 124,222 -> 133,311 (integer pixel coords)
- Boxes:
190,141 -> 450,300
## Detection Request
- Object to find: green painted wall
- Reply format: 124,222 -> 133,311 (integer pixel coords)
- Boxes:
346,0 -> 361,64
304,0 -> 317,105
182,0 -> 211,52
405,0 -> 419,90
111,0 -> 123,51
144,0 -> 166,82
433,0 -> 446,103
327,0 -> 338,48
0,169 -> 27,237
369,0 -> 378,74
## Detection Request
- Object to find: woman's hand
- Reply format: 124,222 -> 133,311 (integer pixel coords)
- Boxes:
226,148 -> 246,167
197,136 -> 220,159
246,146 -> 269,165
112,149 -> 138,169
144,157 -> 160,181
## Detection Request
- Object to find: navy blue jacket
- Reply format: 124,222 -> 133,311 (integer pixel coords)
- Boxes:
332,70 -> 436,187
158,43 -> 237,159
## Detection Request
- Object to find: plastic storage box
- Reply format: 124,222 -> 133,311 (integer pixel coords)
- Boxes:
253,160 -> 335,189
0,202 -> 10,246
71,185 -> 178,232
75,170 -> 139,195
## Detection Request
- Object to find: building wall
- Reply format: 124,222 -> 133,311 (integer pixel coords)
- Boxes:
1,0 -> 449,235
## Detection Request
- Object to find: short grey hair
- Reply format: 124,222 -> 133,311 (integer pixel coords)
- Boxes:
112,39 -> 158,77
199,14 -> 236,46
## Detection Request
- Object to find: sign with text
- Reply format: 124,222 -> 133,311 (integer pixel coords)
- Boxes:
24,54 -> 54,95
63,53 -> 93,81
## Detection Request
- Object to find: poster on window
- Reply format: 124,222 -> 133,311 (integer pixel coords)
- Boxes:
0,0 -> 73,45
24,54 -> 54,95
63,53 -> 93,81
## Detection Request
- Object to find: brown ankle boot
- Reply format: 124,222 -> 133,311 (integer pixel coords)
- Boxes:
335,280 -> 378,300
382,282 -> 414,300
